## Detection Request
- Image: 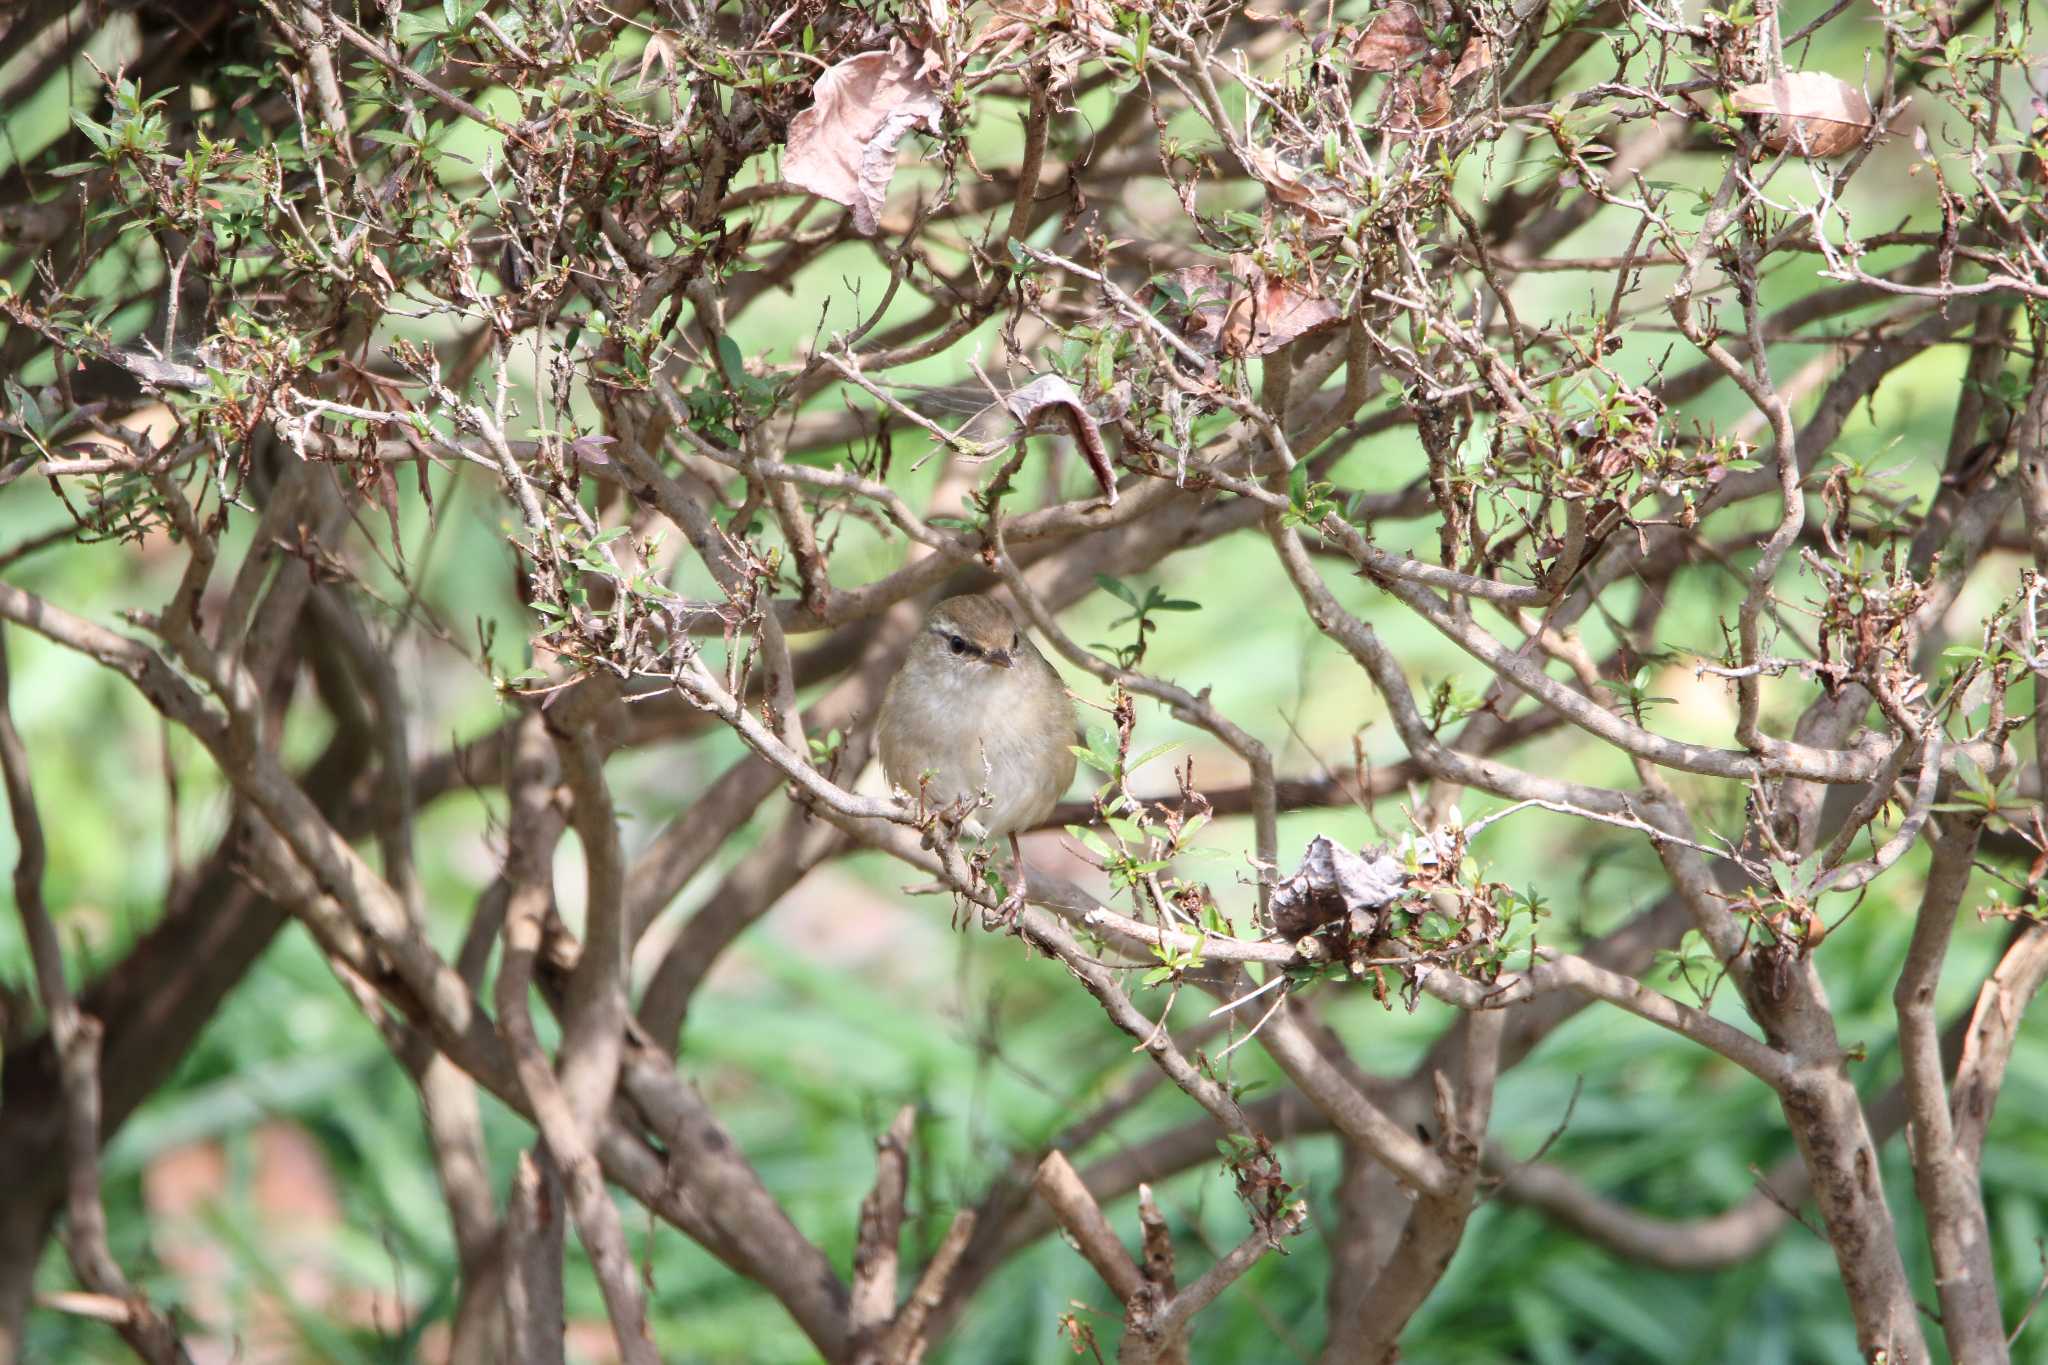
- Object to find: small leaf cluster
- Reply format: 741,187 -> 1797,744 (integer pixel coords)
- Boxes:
1091,574 -> 1199,669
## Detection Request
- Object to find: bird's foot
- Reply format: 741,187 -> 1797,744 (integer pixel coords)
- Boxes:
986,832 -> 1030,930
990,883 -> 1028,930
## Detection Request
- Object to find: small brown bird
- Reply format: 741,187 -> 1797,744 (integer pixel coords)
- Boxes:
876,594 -> 1079,908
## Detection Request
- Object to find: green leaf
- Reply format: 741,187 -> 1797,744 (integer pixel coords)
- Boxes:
69,112 -> 112,152
1954,748 -> 1986,795
1094,573 -> 1139,607
1147,275 -> 1189,310
1065,825 -> 1111,858
1069,744 -> 1114,776
1127,740 -> 1180,773
4,380 -> 44,437
716,334 -> 747,387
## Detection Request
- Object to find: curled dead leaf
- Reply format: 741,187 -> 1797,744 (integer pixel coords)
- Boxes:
1448,34 -> 1492,88
1147,260 -> 1342,358
635,29 -> 678,92
1220,263 -> 1342,358
364,251 -> 398,296
969,0 -> 1119,84
1385,64 -> 1453,135
1729,71 -> 1880,159
1416,65 -> 1453,128
1271,835 -> 1406,939
784,39 -> 943,236
1242,146 -> 1351,235
1352,0 -> 1428,72
1001,373 -> 1119,504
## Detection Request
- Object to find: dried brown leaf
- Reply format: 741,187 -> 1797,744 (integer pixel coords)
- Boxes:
1271,836 -> 1406,938
1416,65 -> 1453,127
784,39 -> 943,236
1385,65 -> 1453,135
636,29 -> 678,92
1352,0 -> 1428,72
1148,261 -> 1340,358
1222,258 -> 1342,358
966,11 -> 1033,63
1729,71 -> 1878,159
1002,373 -> 1119,505
1242,147 -> 1350,235
1448,34 -> 1492,88
967,0 -> 1117,82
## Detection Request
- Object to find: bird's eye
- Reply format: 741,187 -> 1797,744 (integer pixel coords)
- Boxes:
948,635 -> 968,655
1011,633 -> 1021,650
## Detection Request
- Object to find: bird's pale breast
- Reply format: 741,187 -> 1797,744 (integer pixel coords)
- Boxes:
878,653 -> 1076,837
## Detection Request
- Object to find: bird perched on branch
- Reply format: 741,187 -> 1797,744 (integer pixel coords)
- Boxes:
877,594 -> 1078,915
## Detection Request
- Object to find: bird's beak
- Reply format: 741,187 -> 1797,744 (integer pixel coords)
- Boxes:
988,650 -> 1014,669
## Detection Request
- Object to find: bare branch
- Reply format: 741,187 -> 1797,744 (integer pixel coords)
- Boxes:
0,628 -> 186,1365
